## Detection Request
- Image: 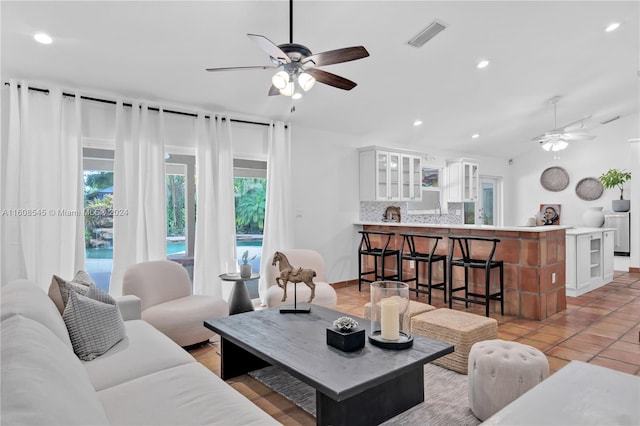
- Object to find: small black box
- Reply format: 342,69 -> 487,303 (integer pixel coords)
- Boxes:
326,327 -> 365,352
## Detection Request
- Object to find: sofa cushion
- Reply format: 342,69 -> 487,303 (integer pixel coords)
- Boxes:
1,315 -> 110,425
83,320 -> 196,391
63,288 -> 127,361
142,295 -> 227,347
97,362 -> 279,425
1,280 -> 73,349
49,270 -> 94,314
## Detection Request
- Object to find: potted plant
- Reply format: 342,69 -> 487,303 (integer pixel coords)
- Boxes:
240,250 -> 256,278
598,169 -> 631,212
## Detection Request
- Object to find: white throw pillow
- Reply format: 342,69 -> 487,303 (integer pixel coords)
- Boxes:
63,284 -> 126,361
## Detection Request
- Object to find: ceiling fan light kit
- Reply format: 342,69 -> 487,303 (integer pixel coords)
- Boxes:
541,139 -> 569,152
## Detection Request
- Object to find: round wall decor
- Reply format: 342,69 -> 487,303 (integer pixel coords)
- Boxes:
540,166 -> 570,192
575,177 -> 604,201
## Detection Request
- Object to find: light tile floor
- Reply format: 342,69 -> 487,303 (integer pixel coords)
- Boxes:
189,270 -> 640,425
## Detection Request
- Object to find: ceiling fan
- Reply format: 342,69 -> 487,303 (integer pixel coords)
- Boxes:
531,96 -> 596,151
205,0 -> 369,99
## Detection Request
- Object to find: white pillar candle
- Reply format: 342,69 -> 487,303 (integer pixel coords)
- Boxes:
380,298 -> 400,340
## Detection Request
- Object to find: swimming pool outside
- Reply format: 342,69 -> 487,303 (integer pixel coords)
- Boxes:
85,238 -> 264,293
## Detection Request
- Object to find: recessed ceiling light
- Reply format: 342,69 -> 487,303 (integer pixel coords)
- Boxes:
471,133 -> 480,139
413,120 -> 423,126
34,33 -> 53,44
476,60 -> 490,69
605,22 -> 620,32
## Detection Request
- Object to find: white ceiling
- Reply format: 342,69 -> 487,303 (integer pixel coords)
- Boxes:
2,1 -> 639,159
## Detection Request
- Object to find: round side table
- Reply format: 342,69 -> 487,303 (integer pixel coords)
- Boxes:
219,273 -> 259,315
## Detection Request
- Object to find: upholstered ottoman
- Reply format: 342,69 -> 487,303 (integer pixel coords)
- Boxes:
468,339 -> 550,421
411,308 -> 497,374
363,300 -> 436,333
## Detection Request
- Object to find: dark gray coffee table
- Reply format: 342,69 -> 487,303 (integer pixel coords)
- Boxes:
204,304 -> 453,426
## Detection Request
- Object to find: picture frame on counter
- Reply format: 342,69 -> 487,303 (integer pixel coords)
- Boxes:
539,204 -> 561,225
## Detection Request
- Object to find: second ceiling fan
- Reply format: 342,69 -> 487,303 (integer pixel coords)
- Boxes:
205,0 -> 369,98
532,96 -> 596,151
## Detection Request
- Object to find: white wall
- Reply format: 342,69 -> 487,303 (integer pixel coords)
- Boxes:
289,126 -> 364,283
509,114 -> 638,230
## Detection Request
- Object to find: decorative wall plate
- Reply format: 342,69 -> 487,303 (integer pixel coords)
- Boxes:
540,166 -> 570,192
575,177 -> 604,201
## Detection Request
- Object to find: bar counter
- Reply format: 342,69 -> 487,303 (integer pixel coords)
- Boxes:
356,222 -> 571,320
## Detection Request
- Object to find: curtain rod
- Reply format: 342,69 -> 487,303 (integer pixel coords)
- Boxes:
3,82 -> 287,129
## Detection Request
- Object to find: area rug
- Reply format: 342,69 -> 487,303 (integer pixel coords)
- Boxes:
249,363 -> 480,425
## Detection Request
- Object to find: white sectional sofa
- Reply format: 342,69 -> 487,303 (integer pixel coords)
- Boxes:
1,280 -> 280,426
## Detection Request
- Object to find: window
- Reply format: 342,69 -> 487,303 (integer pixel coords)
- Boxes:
165,154 -> 195,280
234,159 -> 266,300
83,148 -> 114,292
480,176 -> 502,226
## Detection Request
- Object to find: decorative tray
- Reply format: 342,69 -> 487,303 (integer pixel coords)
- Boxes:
575,177 -> 604,201
540,166 -> 570,192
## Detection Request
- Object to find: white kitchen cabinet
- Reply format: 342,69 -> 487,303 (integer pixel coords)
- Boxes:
565,228 -> 615,297
359,147 -> 422,201
446,160 -> 479,202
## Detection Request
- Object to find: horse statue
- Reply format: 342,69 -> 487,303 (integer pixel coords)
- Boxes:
272,251 -> 316,303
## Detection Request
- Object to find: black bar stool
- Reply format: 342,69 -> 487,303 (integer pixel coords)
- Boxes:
399,233 -> 447,304
448,236 -> 504,317
358,230 -> 400,291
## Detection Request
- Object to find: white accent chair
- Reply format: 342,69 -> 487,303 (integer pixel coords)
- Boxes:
123,260 -> 228,347
265,249 -> 337,308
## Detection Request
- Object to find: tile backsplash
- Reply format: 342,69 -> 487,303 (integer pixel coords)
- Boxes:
360,201 -> 463,224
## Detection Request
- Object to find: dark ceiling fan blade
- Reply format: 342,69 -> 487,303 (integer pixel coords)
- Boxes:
206,65 -> 278,72
301,46 -> 369,68
268,85 -> 280,96
247,34 -> 291,64
306,68 -> 357,90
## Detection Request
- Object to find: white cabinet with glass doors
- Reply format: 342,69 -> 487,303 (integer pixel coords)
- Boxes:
447,160 -> 479,202
359,147 -> 422,201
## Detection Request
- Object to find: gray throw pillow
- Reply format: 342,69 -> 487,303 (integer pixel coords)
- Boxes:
62,285 -> 126,361
49,271 -> 95,314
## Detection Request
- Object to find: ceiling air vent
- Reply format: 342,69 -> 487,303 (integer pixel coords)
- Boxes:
408,20 -> 447,48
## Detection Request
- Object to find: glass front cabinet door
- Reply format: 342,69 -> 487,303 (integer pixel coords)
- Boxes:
401,154 -> 423,201
375,151 -> 400,200
359,147 -> 422,202
447,160 -> 479,202
463,162 -> 479,201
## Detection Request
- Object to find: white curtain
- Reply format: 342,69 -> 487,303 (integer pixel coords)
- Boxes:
110,102 -> 167,295
193,115 -> 236,297
259,121 -> 294,303
1,81 -> 84,289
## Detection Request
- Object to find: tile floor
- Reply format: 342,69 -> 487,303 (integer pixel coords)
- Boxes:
189,269 -> 640,425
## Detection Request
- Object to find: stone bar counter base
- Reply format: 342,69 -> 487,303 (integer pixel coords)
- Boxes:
359,223 -> 568,320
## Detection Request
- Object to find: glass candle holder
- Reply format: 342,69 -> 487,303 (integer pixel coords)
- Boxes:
368,281 -> 413,349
